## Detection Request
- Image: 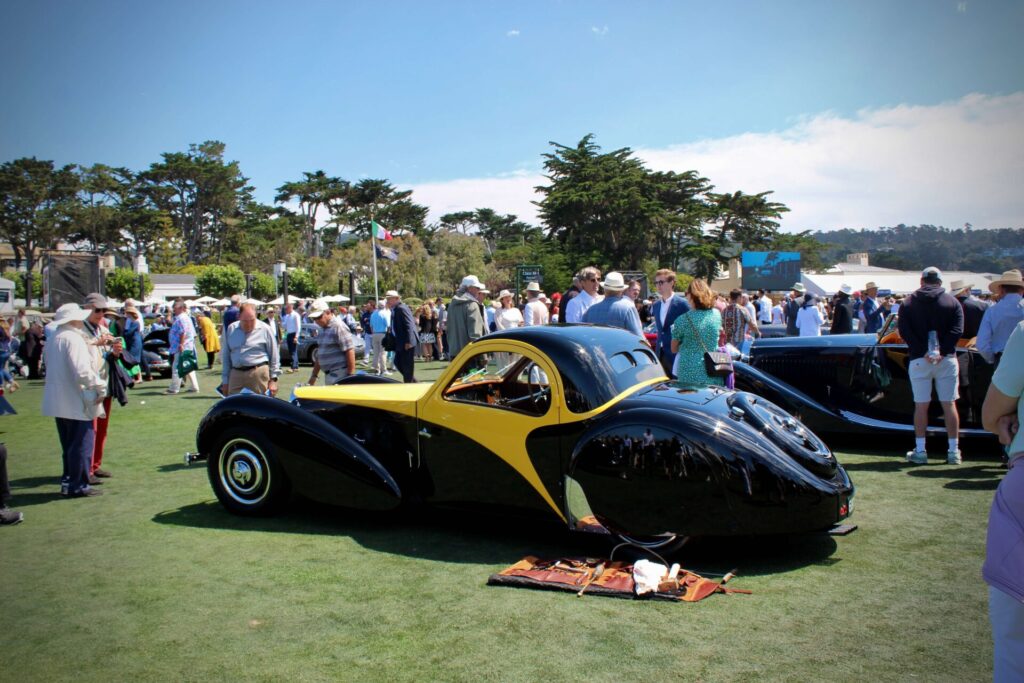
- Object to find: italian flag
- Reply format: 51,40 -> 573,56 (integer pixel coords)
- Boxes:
372,220 -> 392,241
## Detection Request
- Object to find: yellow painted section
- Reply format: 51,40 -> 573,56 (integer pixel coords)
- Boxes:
295,382 -> 429,418
295,339 -> 667,523
421,339 -> 566,520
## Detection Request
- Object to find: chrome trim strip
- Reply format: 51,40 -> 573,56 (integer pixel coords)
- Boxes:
838,410 -> 990,436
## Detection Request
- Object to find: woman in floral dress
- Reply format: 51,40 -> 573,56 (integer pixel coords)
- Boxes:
670,278 -> 724,387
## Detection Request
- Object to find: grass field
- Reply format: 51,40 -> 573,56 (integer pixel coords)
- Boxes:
0,361 -> 999,682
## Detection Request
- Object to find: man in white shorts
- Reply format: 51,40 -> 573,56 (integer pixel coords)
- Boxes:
897,267 -> 965,464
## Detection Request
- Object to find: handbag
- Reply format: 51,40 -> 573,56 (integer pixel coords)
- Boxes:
382,328 -> 396,352
686,314 -> 733,378
176,348 -> 199,376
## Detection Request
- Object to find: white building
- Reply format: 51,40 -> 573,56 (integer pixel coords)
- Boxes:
150,274 -> 197,301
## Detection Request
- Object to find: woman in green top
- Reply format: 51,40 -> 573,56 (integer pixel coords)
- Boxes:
670,278 -> 724,387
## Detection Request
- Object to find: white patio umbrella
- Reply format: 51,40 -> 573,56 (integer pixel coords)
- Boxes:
244,298 -> 265,306
267,294 -> 301,305
321,294 -> 351,303
194,295 -> 218,304
209,298 -> 231,307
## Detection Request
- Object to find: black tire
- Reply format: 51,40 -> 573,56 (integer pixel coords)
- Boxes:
309,345 -> 318,366
729,393 -> 836,478
207,427 -> 290,516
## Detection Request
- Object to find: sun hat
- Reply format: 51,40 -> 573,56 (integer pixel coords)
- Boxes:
920,266 -> 942,283
600,272 -> 627,291
864,281 -> 879,291
988,269 -> 1023,293
83,292 -> 109,309
460,275 -> 484,289
385,290 -> 400,298
498,289 -> 513,299
838,284 -> 852,295
524,281 -> 542,293
306,299 -> 330,319
791,282 -> 806,293
948,279 -> 972,293
53,303 -> 91,326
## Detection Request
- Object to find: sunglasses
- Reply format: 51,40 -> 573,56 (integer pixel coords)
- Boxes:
654,280 -> 671,285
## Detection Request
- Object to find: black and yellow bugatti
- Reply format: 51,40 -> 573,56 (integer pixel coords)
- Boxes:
196,325 -> 853,547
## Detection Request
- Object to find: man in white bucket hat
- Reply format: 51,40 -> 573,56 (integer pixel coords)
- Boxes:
581,272 -> 643,336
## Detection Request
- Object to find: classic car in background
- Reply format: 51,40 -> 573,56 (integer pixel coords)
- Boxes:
734,314 -> 997,445
142,328 -> 172,377
279,322 -> 366,366
196,325 -> 853,549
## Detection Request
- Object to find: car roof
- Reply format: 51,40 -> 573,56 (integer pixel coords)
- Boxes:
483,324 -> 664,405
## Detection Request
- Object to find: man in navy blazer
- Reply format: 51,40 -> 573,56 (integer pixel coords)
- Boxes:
386,289 -> 420,383
650,269 -> 691,377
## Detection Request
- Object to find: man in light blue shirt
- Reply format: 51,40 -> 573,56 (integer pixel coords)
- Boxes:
582,272 -> 643,337
369,300 -> 392,375
977,270 -> 1024,365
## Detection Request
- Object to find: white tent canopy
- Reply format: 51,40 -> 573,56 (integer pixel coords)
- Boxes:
802,270 -> 998,297
321,294 -> 351,303
194,295 -> 218,304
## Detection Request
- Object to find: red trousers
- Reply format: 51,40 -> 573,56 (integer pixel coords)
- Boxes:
92,396 -> 113,474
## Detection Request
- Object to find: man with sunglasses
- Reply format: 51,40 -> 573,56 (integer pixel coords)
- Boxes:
650,269 -> 690,377
564,267 -> 603,323
83,293 -> 123,482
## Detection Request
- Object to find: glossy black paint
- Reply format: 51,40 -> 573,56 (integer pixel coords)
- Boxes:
199,325 -> 855,539
737,329 -> 997,441
197,394 -> 401,510
568,385 -> 852,537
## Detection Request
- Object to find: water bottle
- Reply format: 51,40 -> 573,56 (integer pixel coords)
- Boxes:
927,330 -> 941,360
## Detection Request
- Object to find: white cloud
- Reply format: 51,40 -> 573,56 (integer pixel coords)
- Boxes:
506,29 -> 520,37
591,25 -> 609,37
408,93 -> 1024,232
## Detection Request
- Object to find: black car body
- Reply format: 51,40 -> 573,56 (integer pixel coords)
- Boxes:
143,328 -> 173,377
734,314 -> 997,443
197,325 -> 853,545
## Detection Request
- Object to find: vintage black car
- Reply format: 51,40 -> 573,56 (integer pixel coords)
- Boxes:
196,325 -> 853,547
734,314 -> 997,444
142,328 -> 173,378
279,322 -> 366,366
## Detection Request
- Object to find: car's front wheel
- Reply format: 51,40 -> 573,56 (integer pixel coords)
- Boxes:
207,428 -> 290,515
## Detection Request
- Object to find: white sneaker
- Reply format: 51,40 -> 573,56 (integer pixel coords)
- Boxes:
946,449 -> 962,465
906,449 -> 928,464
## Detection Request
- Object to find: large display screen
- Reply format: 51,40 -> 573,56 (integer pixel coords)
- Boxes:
741,251 -> 802,291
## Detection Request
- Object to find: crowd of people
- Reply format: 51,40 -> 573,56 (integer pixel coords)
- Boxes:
0,265 -> 1021,679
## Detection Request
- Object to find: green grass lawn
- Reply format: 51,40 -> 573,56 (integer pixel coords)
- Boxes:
0,361 -> 998,682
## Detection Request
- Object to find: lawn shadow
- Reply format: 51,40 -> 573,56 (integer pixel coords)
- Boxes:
944,479 -> 1000,491
839,459 -> 911,473
156,463 -> 191,473
906,465 -> 1003,481
9,475 -> 61,490
10,491 -> 69,506
152,499 -> 840,574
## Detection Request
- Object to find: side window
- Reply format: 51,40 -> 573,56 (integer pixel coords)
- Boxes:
442,351 -> 551,416
561,372 -> 592,413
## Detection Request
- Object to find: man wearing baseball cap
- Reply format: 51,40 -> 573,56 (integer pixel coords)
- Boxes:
306,300 -> 356,386
897,267 -> 965,464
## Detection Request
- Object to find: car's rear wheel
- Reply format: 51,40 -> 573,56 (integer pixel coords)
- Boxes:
729,393 -> 836,478
207,427 -> 289,515
309,345 -> 318,366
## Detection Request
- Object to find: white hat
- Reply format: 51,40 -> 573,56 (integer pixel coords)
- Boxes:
838,284 -> 852,295
498,289 -> 513,299
53,303 -> 90,326
600,271 -> 627,291
385,290 -> 400,298
921,266 -> 942,283
306,299 -> 330,319
948,279 -> 972,293
988,269 -> 1023,293
460,275 -> 484,289
864,281 -> 879,291
524,281 -> 542,293
791,282 -> 806,293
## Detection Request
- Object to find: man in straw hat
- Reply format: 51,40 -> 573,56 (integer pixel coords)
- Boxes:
41,304 -> 107,498
949,278 -> 989,342
83,293 -> 125,481
582,272 -> 643,336
860,281 -> 890,334
897,267 -> 965,465
523,282 -> 549,326
977,269 -> 1024,366
830,284 -> 855,335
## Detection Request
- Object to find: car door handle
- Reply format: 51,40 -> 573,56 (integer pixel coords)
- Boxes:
418,428 -> 432,439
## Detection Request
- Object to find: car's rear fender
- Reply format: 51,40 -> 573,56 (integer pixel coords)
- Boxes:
732,361 -> 851,435
197,394 -> 402,510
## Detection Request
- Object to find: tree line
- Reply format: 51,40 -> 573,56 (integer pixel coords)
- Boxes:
2,134 -> 819,300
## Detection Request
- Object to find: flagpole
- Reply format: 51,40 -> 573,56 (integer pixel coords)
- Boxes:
371,215 -> 380,304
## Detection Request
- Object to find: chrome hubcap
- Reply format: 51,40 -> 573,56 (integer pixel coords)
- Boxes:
219,439 -> 269,505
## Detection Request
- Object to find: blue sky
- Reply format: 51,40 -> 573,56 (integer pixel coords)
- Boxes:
2,1 -> 1022,230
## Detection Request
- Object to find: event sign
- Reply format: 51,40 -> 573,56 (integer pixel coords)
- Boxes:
741,251 -> 802,291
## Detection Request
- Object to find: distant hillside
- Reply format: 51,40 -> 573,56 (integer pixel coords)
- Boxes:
811,224 -> 1024,273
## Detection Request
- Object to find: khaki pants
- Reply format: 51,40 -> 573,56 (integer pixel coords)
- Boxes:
229,365 -> 270,395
